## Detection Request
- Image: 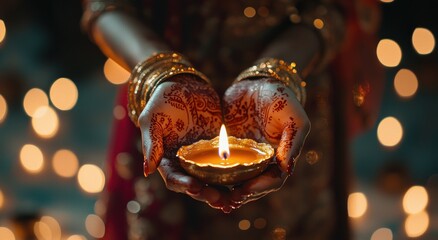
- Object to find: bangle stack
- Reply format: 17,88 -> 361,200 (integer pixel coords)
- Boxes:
235,58 -> 306,105
127,52 -> 210,126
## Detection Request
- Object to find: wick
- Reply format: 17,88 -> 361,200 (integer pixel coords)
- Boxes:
221,152 -> 229,160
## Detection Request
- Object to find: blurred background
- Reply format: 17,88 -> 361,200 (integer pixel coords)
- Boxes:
0,0 -> 437,239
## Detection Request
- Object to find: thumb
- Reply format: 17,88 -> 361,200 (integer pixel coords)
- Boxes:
141,113 -> 165,176
276,121 -> 310,175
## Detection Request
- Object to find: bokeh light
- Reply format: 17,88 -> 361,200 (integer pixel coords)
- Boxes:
20,144 -> 44,174
23,88 -> 49,117
0,94 -> 7,124
380,0 -> 394,3
0,227 -> 15,240
376,39 -> 402,67
412,27 -> 435,55
371,228 -> 393,240
40,216 -> 61,240
103,58 -> 130,85
404,211 -> 429,238
52,149 -> 79,178
403,186 -> 428,214
313,18 -> 324,29
85,214 -> 105,238
34,221 -> 52,240
394,69 -> 418,98
77,164 -> 105,193
50,78 -> 78,111
348,192 -> 368,218
31,106 -> 59,138
377,117 -> 403,147
113,105 -> 126,120
0,20 -> 6,44
243,7 -> 256,18
67,235 -> 86,240
238,219 -> 251,230
0,189 -> 4,209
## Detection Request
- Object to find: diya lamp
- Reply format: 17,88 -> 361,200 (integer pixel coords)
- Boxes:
177,124 -> 274,185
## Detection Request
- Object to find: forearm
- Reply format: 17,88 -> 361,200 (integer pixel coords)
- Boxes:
259,24 -> 321,78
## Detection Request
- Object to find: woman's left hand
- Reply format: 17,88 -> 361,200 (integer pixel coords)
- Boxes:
223,78 -> 310,208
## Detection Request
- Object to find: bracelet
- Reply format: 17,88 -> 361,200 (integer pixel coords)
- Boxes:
127,52 -> 210,126
235,58 -> 306,105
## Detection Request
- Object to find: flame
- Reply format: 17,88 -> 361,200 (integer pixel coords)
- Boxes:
218,124 -> 230,160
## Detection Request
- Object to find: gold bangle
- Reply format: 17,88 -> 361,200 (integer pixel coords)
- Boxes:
235,58 -> 306,105
127,52 -> 210,126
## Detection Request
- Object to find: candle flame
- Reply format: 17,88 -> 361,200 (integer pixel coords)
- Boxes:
218,124 -> 230,160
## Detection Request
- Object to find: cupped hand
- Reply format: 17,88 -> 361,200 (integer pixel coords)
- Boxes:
223,78 -> 310,207
138,75 -> 236,212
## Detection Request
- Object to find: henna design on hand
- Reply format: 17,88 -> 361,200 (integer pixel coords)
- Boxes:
140,75 -> 222,176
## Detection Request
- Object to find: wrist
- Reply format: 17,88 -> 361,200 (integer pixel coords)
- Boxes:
127,52 -> 210,126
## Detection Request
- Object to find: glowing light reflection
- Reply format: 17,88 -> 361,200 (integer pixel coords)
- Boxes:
85,214 -> 105,238
394,69 -> 418,98
376,39 -> 402,67
348,192 -> 368,218
52,149 -> 79,178
50,78 -> 78,111
23,88 -> 49,117
377,117 -> 403,147
31,106 -> 59,138
0,227 -> 15,240
371,228 -> 393,240
103,58 -> 130,85
77,164 -> 105,193
0,94 -> 7,124
20,144 -> 44,174
412,27 -> 435,55
0,20 -> 6,44
405,211 -> 429,238
403,186 -> 428,214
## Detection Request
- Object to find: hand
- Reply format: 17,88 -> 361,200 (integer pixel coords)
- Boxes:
139,75 -> 236,212
223,78 -> 310,207
138,75 -> 222,175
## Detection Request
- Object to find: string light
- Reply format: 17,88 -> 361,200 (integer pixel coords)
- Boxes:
394,69 -> 418,98
377,117 -> 403,147
347,192 -> 368,218
0,94 -> 7,124
103,58 -> 130,85
371,228 -> 393,240
23,88 -> 49,117
0,227 -> 15,240
404,211 -> 429,238
85,214 -> 105,238
52,149 -> 79,178
243,7 -> 256,18
31,106 -> 59,139
50,78 -> 78,111
77,164 -> 105,193
0,20 -> 6,44
20,144 -> 44,174
376,39 -> 402,67
412,27 -> 435,55
403,186 -> 428,214
238,219 -> 251,230
0,189 -> 4,209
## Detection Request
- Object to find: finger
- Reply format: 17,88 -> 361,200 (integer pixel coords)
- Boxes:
231,165 -> 286,206
276,120 -> 310,174
157,158 -> 203,194
140,112 -> 165,176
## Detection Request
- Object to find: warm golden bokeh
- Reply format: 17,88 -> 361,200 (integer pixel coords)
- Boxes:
40,216 -> 61,240
412,27 -> 435,55
243,7 -> 256,18
103,58 -> 130,85
50,78 -> 78,111
20,144 -> 44,174
113,105 -> 126,120
0,189 -> 4,209
23,88 -> 49,117
85,214 -> 105,238
377,117 -> 403,147
313,18 -> 324,29
77,164 -> 105,193
34,221 -> 52,240
52,149 -> 79,178
380,0 -> 394,3
238,219 -> 251,230
0,227 -> 15,240
371,228 -> 393,240
0,20 -> 6,44
404,211 -> 429,238
394,69 -> 418,98
0,94 -> 7,124
31,106 -> 59,139
348,192 -> 368,218
376,39 -> 402,67
403,186 -> 428,214
66,235 -> 86,240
